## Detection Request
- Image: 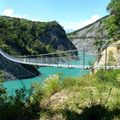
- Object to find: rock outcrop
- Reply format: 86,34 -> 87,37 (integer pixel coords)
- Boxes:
67,16 -> 108,54
96,41 -> 120,67
0,53 -> 40,80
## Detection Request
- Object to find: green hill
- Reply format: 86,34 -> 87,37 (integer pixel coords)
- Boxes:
0,16 -> 76,55
0,16 -> 76,80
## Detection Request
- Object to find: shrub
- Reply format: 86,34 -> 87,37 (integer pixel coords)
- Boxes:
0,84 -> 40,120
44,74 -> 62,97
30,83 -> 44,112
63,77 -> 77,88
0,88 -> 29,120
95,69 -> 120,82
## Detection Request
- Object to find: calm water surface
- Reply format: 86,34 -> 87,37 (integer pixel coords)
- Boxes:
3,53 -> 96,95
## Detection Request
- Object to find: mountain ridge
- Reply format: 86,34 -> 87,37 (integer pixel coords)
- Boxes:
67,16 -> 109,53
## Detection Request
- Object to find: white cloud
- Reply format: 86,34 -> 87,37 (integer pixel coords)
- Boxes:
2,8 -> 28,18
3,8 -> 14,16
61,15 -> 100,32
14,14 -> 28,19
2,9 -> 100,32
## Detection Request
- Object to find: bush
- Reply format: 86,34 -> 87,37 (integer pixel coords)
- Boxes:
30,83 -> 44,112
95,69 -> 120,82
63,77 -> 77,88
44,74 -> 63,97
0,84 -> 40,120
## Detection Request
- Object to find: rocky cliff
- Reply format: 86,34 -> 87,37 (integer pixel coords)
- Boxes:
67,16 -> 109,54
0,54 -> 40,80
96,41 -> 120,67
0,16 -> 76,80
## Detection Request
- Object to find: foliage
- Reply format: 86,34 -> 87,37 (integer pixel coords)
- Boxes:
0,84 -> 40,120
62,77 -> 77,88
95,69 -> 120,82
44,74 -> 63,97
0,16 -> 73,56
30,83 -> 44,112
0,69 -> 120,119
104,0 -> 120,40
38,69 -> 120,120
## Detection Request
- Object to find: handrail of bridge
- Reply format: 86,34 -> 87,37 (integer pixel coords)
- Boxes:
0,49 -> 91,68
1,48 -> 120,69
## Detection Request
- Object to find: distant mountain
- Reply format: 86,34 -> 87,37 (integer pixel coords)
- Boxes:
65,29 -> 74,33
67,16 -> 109,54
0,16 -> 76,80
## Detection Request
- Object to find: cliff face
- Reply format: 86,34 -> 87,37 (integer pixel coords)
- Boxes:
0,16 -> 76,80
96,41 -> 120,67
0,54 -> 40,80
67,16 -> 108,54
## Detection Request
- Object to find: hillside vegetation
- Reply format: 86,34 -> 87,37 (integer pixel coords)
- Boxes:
0,16 -> 76,80
0,69 -> 120,120
0,16 -> 76,55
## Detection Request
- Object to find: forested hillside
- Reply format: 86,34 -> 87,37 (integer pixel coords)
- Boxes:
0,16 -> 76,80
0,16 -> 76,55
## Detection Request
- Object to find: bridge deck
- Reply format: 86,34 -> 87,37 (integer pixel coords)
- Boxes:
1,49 -> 120,69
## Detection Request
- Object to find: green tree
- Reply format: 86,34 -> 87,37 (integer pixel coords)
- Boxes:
104,0 -> 120,40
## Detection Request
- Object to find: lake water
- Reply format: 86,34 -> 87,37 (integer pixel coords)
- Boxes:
3,52 -> 96,95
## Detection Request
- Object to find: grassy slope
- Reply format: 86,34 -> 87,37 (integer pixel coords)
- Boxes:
0,69 -> 120,120
38,69 -> 120,120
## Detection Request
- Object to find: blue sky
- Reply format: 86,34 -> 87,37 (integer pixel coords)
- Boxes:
0,0 -> 110,32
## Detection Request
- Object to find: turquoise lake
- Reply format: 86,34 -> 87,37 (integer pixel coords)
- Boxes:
3,53 -> 96,95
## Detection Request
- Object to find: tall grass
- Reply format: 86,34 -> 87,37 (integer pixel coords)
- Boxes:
43,74 -> 63,97
38,69 -> 120,120
0,69 -> 120,120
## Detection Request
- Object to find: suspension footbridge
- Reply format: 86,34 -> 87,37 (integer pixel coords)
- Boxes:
0,47 -> 120,70
0,49 -> 93,69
